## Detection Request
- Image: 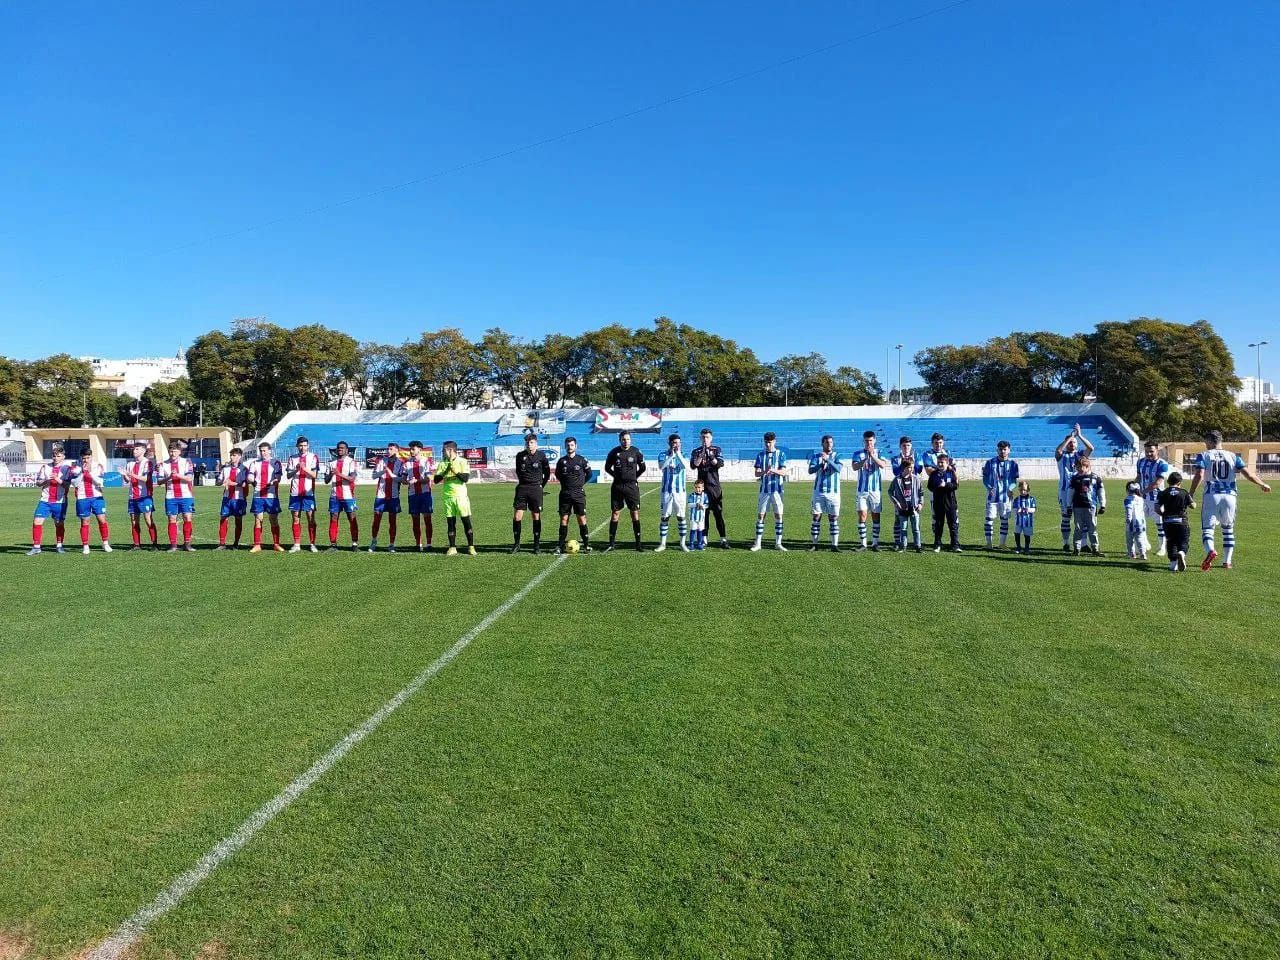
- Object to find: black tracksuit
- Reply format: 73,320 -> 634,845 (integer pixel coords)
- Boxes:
690,443 -> 727,538
1157,486 -> 1192,556
928,467 -> 960,547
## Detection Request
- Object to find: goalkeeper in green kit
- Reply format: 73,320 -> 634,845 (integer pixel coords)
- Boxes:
433,441 -> 477,556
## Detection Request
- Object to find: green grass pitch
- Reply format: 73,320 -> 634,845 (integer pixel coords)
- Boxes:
1,481 -> 1277,958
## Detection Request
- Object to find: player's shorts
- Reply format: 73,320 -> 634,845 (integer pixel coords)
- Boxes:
856,490 -> 882,514
660,490 -> 687,519
1201,491 -> 1237,530
165,497 -> 195,516
407,492 -> 434,515
127,496 -> 154,516
1143,497 -> 1162,524
289,494 -> 317,513
373,496 -> 401,514
757,489 -> 785,516
611,482 -> 641,512
74,496 -> 107,519
559,489 -> 587,517
33,501 -> 67,522
220,497 -> 248,518
329,496 -> 358,515
985,497 -> 1013,520
251,496 -> 281,516
513,484 -> 544,512
1058,489 -> 1074,514
1014,516 -> 1034,534
811,492 -> 840,516
222,496 -> 249,519
440,487 -> 471,519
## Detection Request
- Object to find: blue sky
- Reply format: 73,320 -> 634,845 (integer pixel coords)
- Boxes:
2,0 -> 1277,389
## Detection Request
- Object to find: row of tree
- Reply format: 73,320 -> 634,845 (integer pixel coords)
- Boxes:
913,318 -> 1251,441
180,317 -> 885,435
3,316 -> 1267,443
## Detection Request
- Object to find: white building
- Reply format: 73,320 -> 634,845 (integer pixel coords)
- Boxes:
1235,376 -> 1278,406
81,352 -> 187,398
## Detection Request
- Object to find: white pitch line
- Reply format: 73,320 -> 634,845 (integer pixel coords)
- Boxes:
89,493 -> 650,960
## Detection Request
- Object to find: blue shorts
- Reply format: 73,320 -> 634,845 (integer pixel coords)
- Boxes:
329,496 -> 358,515
75,496 -> 107,519
165,497 -> 196,516
34,501 -> 67,521
373,497 -> 401,514
252,497 -> 281,516
128,497 -> 155,516
289,494 -> 317,513
408,492 -> 434,515
221,497 -> 248,518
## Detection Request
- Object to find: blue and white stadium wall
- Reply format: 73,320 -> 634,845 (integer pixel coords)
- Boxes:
258,403 -> 1140,482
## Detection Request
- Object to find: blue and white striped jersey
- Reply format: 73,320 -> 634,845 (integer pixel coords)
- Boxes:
1136,456 -> 1171,501
687,491 -> 708,526
1195,448 -> 1246,494
891,453 -> 922,476
658,451 -> 687,495
982,457 -> 1020,502
808,452 -> 842,494
1056,450 -> 1081,492
1013,494 -> 1037,515
854,450 -> 884,493
755,449 -> 787,493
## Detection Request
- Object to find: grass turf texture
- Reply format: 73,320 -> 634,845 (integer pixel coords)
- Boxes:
0,482 -> 1277,959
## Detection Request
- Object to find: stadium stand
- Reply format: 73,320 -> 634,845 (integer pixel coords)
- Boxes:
260,403 -> 1138,481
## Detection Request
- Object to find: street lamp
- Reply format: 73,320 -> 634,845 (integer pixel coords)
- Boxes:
1248,341 -> 1269,443
895,344 -> 904,405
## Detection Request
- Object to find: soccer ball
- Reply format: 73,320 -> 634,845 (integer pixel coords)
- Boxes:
565,539 -> 580,554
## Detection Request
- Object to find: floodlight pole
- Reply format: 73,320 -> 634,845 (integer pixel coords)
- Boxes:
895,344 -> 904,405
1248,341 -> 1269,443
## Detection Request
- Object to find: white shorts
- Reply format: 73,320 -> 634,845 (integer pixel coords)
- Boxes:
985,498 -> 1012,520
1201,492 -> 1237,530
660,491 -> 687,519
856,490 -> 882,514
811,492 -> 840,516
1143,497 -> 1162,524
757,490 -> 785,517
1058,489 -> 1073,514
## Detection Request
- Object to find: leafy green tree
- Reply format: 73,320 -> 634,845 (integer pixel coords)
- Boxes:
476,328 -> 547,408
141,377 -> 201,426
18,354 -> 95,426
355,342 -> 411,410
0,356 -> 24,423
403,328 -> 486,409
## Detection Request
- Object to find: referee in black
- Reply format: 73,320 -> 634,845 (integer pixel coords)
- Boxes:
691,427 -> 729,548
604,429 -> 646,551
554,436 -> 593,553
511,432 -> 551,554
